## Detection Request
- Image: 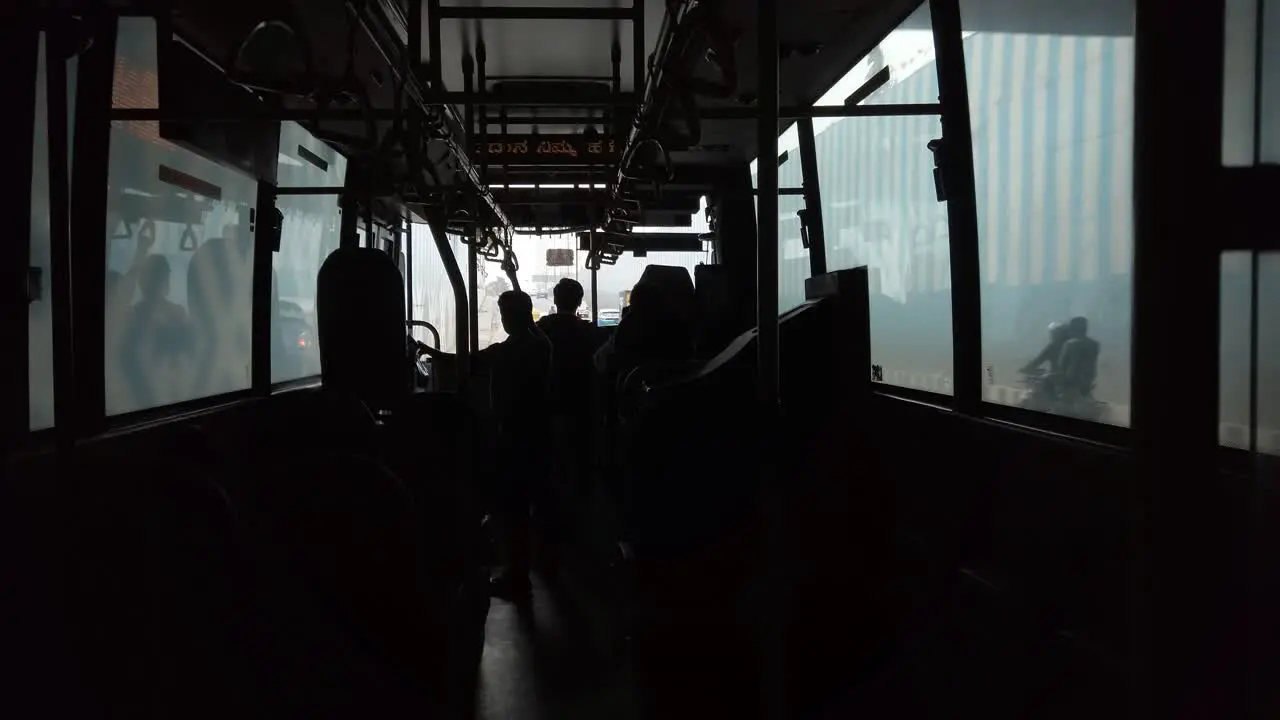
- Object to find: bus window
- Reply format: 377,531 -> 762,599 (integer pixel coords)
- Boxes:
961,0 -> 1135,425
787,2 -> 953,394
104,17 -> 257,416
408,222 -> 470,353
272,122 -> 346,383
1219,251 -> 1280,456
752,139 -> 811,315
1222,0 -> 1280,165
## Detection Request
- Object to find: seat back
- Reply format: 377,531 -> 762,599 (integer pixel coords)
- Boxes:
71,432 -> 260,719
780,267 -> 897,717
317,247 -> 410,410
259,451 -> 442,687
694,263 -> 749,358
636,264 -> 697,332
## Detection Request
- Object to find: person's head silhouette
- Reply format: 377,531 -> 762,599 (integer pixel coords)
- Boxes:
138,254 -> 171,302
552,278 -> 584,316
498,290 -> 535,335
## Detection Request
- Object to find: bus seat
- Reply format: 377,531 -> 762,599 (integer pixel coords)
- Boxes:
381,391 -> 485,586
316,247 -> 411,411
616,323 -> 761,558
258,450 -> 450,694
777,268 -> 900,716
636,264 -> 697,335
693,263 -> 749,358
70,447 -> 261,719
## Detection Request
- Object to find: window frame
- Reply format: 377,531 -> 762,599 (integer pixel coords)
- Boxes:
778,0 -> 1141,450
28,15 -> 341,442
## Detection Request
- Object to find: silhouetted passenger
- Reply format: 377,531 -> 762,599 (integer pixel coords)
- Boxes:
1058,316 -> 1099,398
122,255 -> 191,409
537,278 -> 600,503
538,279 -> 600,416
419,290 -> 550,598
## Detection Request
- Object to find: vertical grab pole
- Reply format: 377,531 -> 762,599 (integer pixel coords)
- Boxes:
756,0 -> 784,717
929,0 -> 983,414
425,209 -> 470,389
756,0 -> 780,411
405,215 -> 414,326
795,117 -> 827,278
590,223 -> 599,325
474,38 -> 488,352
463,47 -> 480,353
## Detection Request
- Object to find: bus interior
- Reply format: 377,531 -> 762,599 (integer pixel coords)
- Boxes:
8,0 -> 1279,718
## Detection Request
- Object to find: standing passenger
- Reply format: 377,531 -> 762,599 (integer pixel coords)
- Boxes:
418,290 -> 551,599
537,279 -> 600,499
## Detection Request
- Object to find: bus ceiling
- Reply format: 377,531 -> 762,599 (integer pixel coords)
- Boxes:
143,0 -> 925,239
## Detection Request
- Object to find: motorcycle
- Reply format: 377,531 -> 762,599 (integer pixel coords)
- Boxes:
1018,370 -> 1109,423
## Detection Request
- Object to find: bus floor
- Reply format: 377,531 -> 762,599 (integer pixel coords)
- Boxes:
474,572 -> 640,720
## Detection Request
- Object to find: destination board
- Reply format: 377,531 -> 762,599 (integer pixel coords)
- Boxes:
475,135 -> 621,165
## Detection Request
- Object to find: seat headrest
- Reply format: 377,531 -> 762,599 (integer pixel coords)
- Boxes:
316,247 -> 408,409
637,264 -> 696,321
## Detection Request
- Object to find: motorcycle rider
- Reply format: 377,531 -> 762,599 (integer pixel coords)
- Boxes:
1021,320 -> 1071,383
1057,316 -> 1100,400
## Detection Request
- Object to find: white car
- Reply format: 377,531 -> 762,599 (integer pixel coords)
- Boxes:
597,308 -> 621,327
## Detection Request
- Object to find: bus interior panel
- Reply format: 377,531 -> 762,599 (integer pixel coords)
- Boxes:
7,0 -> 1277,719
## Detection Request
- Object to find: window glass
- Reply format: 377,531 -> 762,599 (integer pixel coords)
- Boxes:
752,155 -> 813,314
271,123 -> 346,383
1223,0 -> 1280,164
1223,0 -> 1260,166
1259,253 -> 1280,456
1220,251 -> 1280,455
802,5 -> 954,394
962,0 -> 1136,423
104,18 -> 258,416
409,223 -> 470,353
277,120 -> 346,188
777,184 -> 809,314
